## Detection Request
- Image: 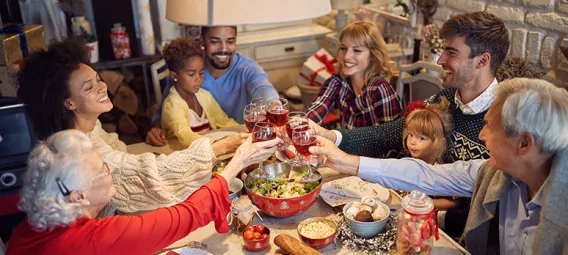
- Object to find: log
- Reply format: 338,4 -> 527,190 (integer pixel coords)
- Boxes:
99,70 -> 123,95
118,114 -> 138,134
113,83 -> 139,115
273,234 -> 322,255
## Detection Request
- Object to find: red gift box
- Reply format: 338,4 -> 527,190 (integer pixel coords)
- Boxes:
298,48 -> 337,87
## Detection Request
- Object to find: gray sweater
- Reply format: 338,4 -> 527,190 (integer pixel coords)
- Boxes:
461,148 -> 568,254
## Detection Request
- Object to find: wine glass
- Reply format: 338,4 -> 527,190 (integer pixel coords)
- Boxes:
266,97 -> 289,150
251,97 -> 267,111
243,104 -> 266,133
285,111 -> 308,166
265,97 -> 289,126
291,125 -> 321,182
251,122 -> 277,177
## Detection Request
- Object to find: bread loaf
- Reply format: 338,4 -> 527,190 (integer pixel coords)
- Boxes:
274,234 -> 322,255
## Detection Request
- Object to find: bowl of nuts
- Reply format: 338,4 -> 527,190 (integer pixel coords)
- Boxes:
297,217 -> 337,249
342,196 -> 390,238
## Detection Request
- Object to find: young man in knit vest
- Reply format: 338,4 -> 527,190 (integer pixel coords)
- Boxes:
146,26 -> 279,146
317,11 -> 508,162
310,78 -> 568,255
315,11 -> 509,238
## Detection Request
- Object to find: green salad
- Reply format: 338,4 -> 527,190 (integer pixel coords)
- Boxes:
248,174 -> 320,198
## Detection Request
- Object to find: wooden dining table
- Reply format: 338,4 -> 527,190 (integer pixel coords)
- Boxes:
126,126 -> 471,255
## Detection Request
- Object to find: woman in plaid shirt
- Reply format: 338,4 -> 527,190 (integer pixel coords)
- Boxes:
306,21 -> 402,129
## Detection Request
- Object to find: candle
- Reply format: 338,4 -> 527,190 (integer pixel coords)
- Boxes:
416,24 -> 423,40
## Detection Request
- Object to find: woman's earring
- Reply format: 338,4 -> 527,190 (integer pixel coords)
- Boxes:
173,78 -> 178,82
65,100 -> 75,110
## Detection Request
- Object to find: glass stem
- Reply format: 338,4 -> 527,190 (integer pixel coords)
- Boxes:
306,155 -> 313,176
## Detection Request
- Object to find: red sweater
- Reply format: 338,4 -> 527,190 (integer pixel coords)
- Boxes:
6,175 -> 232,255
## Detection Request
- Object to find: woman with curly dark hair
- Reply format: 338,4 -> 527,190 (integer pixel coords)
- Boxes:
161,37 -> 239,148
16,38 -> 272,215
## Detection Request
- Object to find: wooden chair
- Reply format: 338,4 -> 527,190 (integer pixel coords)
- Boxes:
396,61 -> 444,105
150,59 -> 170,105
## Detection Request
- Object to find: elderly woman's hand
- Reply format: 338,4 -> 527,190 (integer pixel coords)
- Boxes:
219,136 -> 282,181
309,136 -> 360,176
233,136 -> 281,166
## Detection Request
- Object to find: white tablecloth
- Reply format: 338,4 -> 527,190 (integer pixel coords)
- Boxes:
161,167 -> 470,255
128,126 -> 470,255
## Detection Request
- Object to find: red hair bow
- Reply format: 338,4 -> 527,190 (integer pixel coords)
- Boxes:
404,101 -> 427,117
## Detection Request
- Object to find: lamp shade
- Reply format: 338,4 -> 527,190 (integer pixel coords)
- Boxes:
331,0 -> 355,10
166,0 -> 332,26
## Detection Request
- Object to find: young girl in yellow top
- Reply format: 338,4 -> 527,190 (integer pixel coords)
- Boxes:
161,38 -> 239,147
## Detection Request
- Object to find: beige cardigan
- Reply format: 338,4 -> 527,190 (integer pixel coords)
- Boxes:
162,87 -> 239,147
87,120 -> 215,213
461,148 -> 568,254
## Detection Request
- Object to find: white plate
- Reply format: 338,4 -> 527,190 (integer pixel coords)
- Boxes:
164,248 -> 212,255
203,131 -> 237,141
275,145 -> 297,162
320,176 -> 390,207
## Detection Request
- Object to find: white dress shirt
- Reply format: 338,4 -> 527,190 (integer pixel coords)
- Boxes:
454,78 -> 498,115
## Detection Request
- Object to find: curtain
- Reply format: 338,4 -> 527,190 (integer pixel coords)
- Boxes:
19,0 -> 67,43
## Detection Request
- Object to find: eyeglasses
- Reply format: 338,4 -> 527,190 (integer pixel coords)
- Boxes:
56,162 -> 111,197
89,162 -> 111,182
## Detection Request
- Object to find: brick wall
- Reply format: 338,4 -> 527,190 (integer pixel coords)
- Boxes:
433,0 -> 568,87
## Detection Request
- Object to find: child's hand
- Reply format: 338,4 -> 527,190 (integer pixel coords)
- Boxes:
146,127 -> 167,146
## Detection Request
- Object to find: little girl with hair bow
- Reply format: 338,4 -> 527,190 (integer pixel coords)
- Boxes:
402,96 -> 458,211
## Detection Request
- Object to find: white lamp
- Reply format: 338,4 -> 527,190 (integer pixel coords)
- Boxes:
166,0 -> 332,26
331,0 -> 356,33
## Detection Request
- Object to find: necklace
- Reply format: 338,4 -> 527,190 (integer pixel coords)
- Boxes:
175,85 -> 203,116
186,93 -> 203,116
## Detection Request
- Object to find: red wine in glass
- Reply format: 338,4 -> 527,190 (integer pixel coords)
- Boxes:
291,125 -> 321,182
267,109 -> 289,126
286,120 -> 309,139
293,136 -> 317,156
292,125 -> 317,156
252,131 -> 276,143
244,114 -> 267,132
252,122 -> 276,143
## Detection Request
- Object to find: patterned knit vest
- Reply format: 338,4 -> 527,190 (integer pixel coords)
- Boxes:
339,88 -> 490,162
427,89 -> 490,163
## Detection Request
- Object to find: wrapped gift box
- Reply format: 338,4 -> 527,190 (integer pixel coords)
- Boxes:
0,24 -> 46,66
298,48 -> 337,87
0,64 -> 20,97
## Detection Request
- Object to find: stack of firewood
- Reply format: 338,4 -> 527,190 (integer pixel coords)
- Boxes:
99,70 -> 152,144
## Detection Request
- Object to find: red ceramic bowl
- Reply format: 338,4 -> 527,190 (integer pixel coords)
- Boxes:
244,163 -> 323,217
297,217 -> 337,249
243,227 -> 270,252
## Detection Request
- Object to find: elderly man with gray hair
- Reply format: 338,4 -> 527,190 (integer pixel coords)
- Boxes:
6,130 -> 280,254
310,78 -> 568,254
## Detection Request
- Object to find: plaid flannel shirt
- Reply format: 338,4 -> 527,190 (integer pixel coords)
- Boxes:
306,73 -> 402,129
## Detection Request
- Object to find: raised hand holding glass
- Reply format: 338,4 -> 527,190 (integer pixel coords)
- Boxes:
291,125 -> 321,182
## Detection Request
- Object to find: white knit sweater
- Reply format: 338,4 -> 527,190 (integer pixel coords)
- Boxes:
88,120 -> 215,213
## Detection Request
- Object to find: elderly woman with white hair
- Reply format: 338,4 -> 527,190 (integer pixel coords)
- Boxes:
309,78 -> 568,254
5,130 -> 280,255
